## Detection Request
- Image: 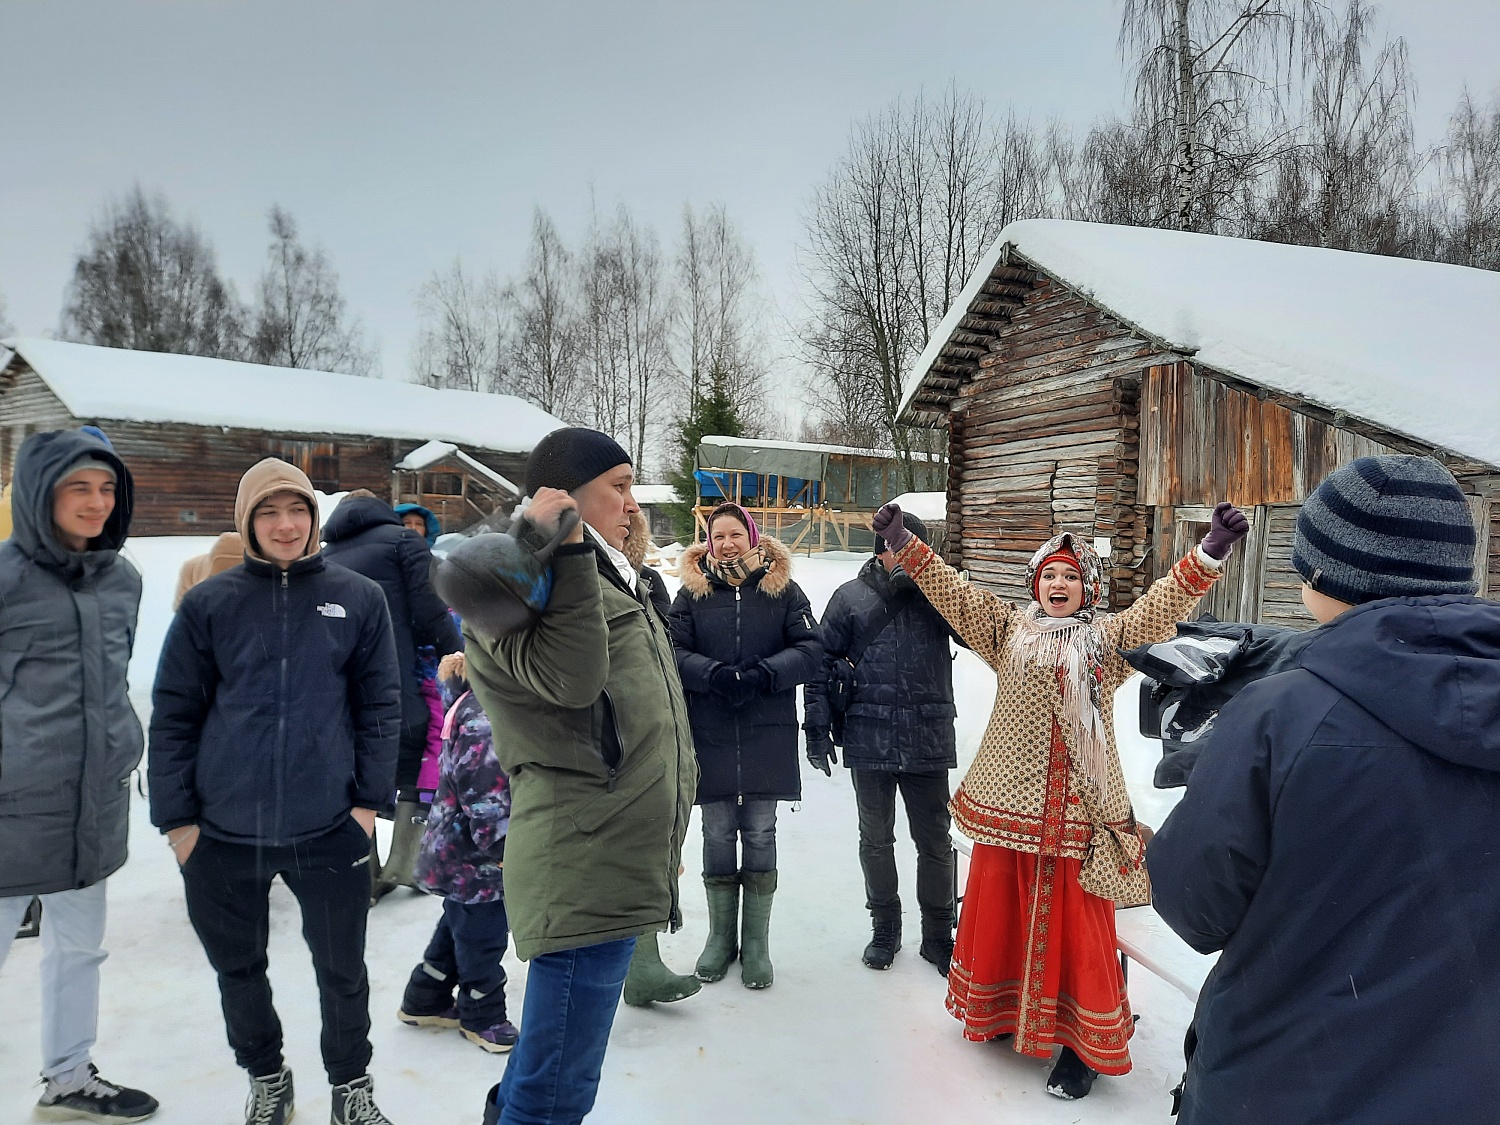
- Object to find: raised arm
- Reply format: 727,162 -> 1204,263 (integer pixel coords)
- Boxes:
878,505 -> 1015,668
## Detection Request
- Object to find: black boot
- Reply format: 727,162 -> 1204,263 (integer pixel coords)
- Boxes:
862,919 -> 901,970
482,1083 -> 501,1125
918,915 -> 954,976
1045,1046 -> 1098,1100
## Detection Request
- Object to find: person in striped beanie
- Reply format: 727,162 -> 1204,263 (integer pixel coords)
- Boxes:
1291,454 -> 1477,620
1150,454 -> 1500,1125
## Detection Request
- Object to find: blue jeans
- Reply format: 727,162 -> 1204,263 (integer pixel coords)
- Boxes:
491,936 -> 636,1125
700,798 -> 777,876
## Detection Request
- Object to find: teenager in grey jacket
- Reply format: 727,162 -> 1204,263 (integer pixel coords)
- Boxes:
0,428 -> 158,1122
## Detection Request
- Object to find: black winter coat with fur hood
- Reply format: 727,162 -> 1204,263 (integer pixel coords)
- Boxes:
668,537 -> 822,804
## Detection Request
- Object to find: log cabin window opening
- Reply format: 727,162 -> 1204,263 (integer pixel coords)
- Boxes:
422,471 -> 463,497
264,439 -> 340,492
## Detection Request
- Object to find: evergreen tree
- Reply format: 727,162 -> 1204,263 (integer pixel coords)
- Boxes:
666,362 -> 743,543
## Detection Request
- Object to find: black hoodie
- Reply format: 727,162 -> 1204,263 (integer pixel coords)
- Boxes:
1150,594 -> 1500,1125
0,429 -> 142,896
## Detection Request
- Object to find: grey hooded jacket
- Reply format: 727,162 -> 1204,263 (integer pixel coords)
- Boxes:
0,429 -> 142,897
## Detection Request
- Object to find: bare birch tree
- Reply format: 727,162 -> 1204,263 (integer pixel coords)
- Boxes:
1434,88 -> 1500,269
1120,0 -> 1314,231
674,202 -> 767,420
249,206 -> 373,374
507,209 -> 584,420
410,258 -> 509,392
1253,0 -> 1420,253
61,186 -> 244,358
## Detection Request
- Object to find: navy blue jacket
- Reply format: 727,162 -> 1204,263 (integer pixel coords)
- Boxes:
1149,595 -> 1500,1125
149,553 -> 402,846
803,558 -> 958,773
322,496 -> 461,733
668,541 -> 822,805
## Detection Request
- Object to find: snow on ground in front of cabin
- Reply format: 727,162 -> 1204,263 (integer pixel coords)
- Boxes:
1,538 -> 1198,1125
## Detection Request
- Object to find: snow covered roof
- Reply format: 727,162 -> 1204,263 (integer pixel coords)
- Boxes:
395,440 -> 458,470
631,484 -> 680,506
698,434 -> 940,467
899,220 -> 1500,467
1,337 -> 567,454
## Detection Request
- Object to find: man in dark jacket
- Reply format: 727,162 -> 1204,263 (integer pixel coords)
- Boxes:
441,428 -> 697,1125
1150,455 -> 1500,1125
0,429 -> 158,1122
805,512 -> 959,974
150,458 -> 402,1125
323,490 -> 462,896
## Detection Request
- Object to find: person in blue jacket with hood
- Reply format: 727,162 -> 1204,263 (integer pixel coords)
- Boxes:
1149,454 -> 1500,1125
394,502 -> 440,546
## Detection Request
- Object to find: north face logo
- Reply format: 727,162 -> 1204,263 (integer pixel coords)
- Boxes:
316,602 -> 347,619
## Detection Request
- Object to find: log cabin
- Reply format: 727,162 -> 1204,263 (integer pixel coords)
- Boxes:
899,220 -> 1500,625
0,338 -> 565,536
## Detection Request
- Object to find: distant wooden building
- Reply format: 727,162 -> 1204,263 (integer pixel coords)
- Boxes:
693,435 -> 945,553
0,338 -> 564,536
899,220 -> 1500,625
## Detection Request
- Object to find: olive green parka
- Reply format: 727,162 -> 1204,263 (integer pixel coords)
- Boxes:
461,534 -> 697,960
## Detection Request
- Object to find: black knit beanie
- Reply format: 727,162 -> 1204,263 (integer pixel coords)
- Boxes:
524,428 -> 632,496
874,511 -> 929,555
1292,455 -> 1477,605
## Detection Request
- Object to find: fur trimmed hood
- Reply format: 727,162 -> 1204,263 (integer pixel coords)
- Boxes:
678,534 -> 795,599
621,510 -> 653,572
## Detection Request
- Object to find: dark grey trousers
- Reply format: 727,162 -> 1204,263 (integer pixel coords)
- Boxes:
850,768 -> 955,932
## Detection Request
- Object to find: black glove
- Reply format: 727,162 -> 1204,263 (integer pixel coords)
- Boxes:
709,663 -> 757,707
805,729 -> 837,775
737,661 -> 774,696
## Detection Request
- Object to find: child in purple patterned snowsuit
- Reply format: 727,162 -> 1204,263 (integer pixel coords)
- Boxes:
397,652 -> 518,1053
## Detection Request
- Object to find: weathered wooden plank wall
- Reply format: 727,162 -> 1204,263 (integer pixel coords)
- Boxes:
1141,362 -> 1396,508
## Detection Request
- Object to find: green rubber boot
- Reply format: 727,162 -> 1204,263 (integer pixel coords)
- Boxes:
695,874 -> 740,983
739,869 -> 777,990
372,801 -> 425,902
622,931 -> 702,1007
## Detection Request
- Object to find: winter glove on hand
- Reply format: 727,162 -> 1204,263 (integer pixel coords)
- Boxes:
871,503 -> 911,554
806,730 -> 837,776
709,664 -> 757,708
1200,502 -> 1250,560
737,661 -> 774,696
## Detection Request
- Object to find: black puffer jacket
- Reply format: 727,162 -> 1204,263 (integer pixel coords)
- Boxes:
150,463 -> 402,846
322,495 -> 461,731
1150,595 -> 1500,1125
668,538 -> 822,805
0,430 -> 141,897
804,558 -> 958,773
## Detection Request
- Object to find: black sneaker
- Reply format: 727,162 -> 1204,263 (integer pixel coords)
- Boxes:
1045,1046 -> 1098,1100
861,921 -> 902,970
330,1075 -> 393,1125
34,1065 -> 159,1122
245,1067 -> 294,1125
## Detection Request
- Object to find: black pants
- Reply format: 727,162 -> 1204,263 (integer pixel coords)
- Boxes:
181,818 -> 374,1084
402,897 -> 510,1029
395,719 -> 429,797
850,768 -> 955,931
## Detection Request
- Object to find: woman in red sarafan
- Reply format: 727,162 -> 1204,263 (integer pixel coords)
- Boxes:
877,501 -> 1247,1100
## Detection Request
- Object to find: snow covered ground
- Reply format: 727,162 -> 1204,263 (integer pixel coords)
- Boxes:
1,540 -> 1200,1124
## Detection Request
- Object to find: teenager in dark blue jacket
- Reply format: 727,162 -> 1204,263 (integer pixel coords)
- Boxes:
1150,455 -> 1500,1125
668,504 -> 821,993
150,458 -> 402,1125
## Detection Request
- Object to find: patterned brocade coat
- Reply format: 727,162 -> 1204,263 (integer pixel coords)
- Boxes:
892,537 -> 1219,905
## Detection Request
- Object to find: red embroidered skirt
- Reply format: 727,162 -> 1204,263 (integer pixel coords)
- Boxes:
946,841 -> 1134,1074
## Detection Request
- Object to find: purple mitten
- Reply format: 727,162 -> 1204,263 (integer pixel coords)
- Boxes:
1200,502 -> 1250,560
871,503 -> 911,553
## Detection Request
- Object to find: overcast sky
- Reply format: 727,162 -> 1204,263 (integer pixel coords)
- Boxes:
2,0 -> 1496,383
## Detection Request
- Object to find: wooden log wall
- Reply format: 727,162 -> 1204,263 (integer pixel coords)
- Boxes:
952,277 -> 1172,608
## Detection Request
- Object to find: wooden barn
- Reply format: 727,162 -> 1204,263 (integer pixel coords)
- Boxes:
0,338 -> 565,536
899,220 -> 1500,625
